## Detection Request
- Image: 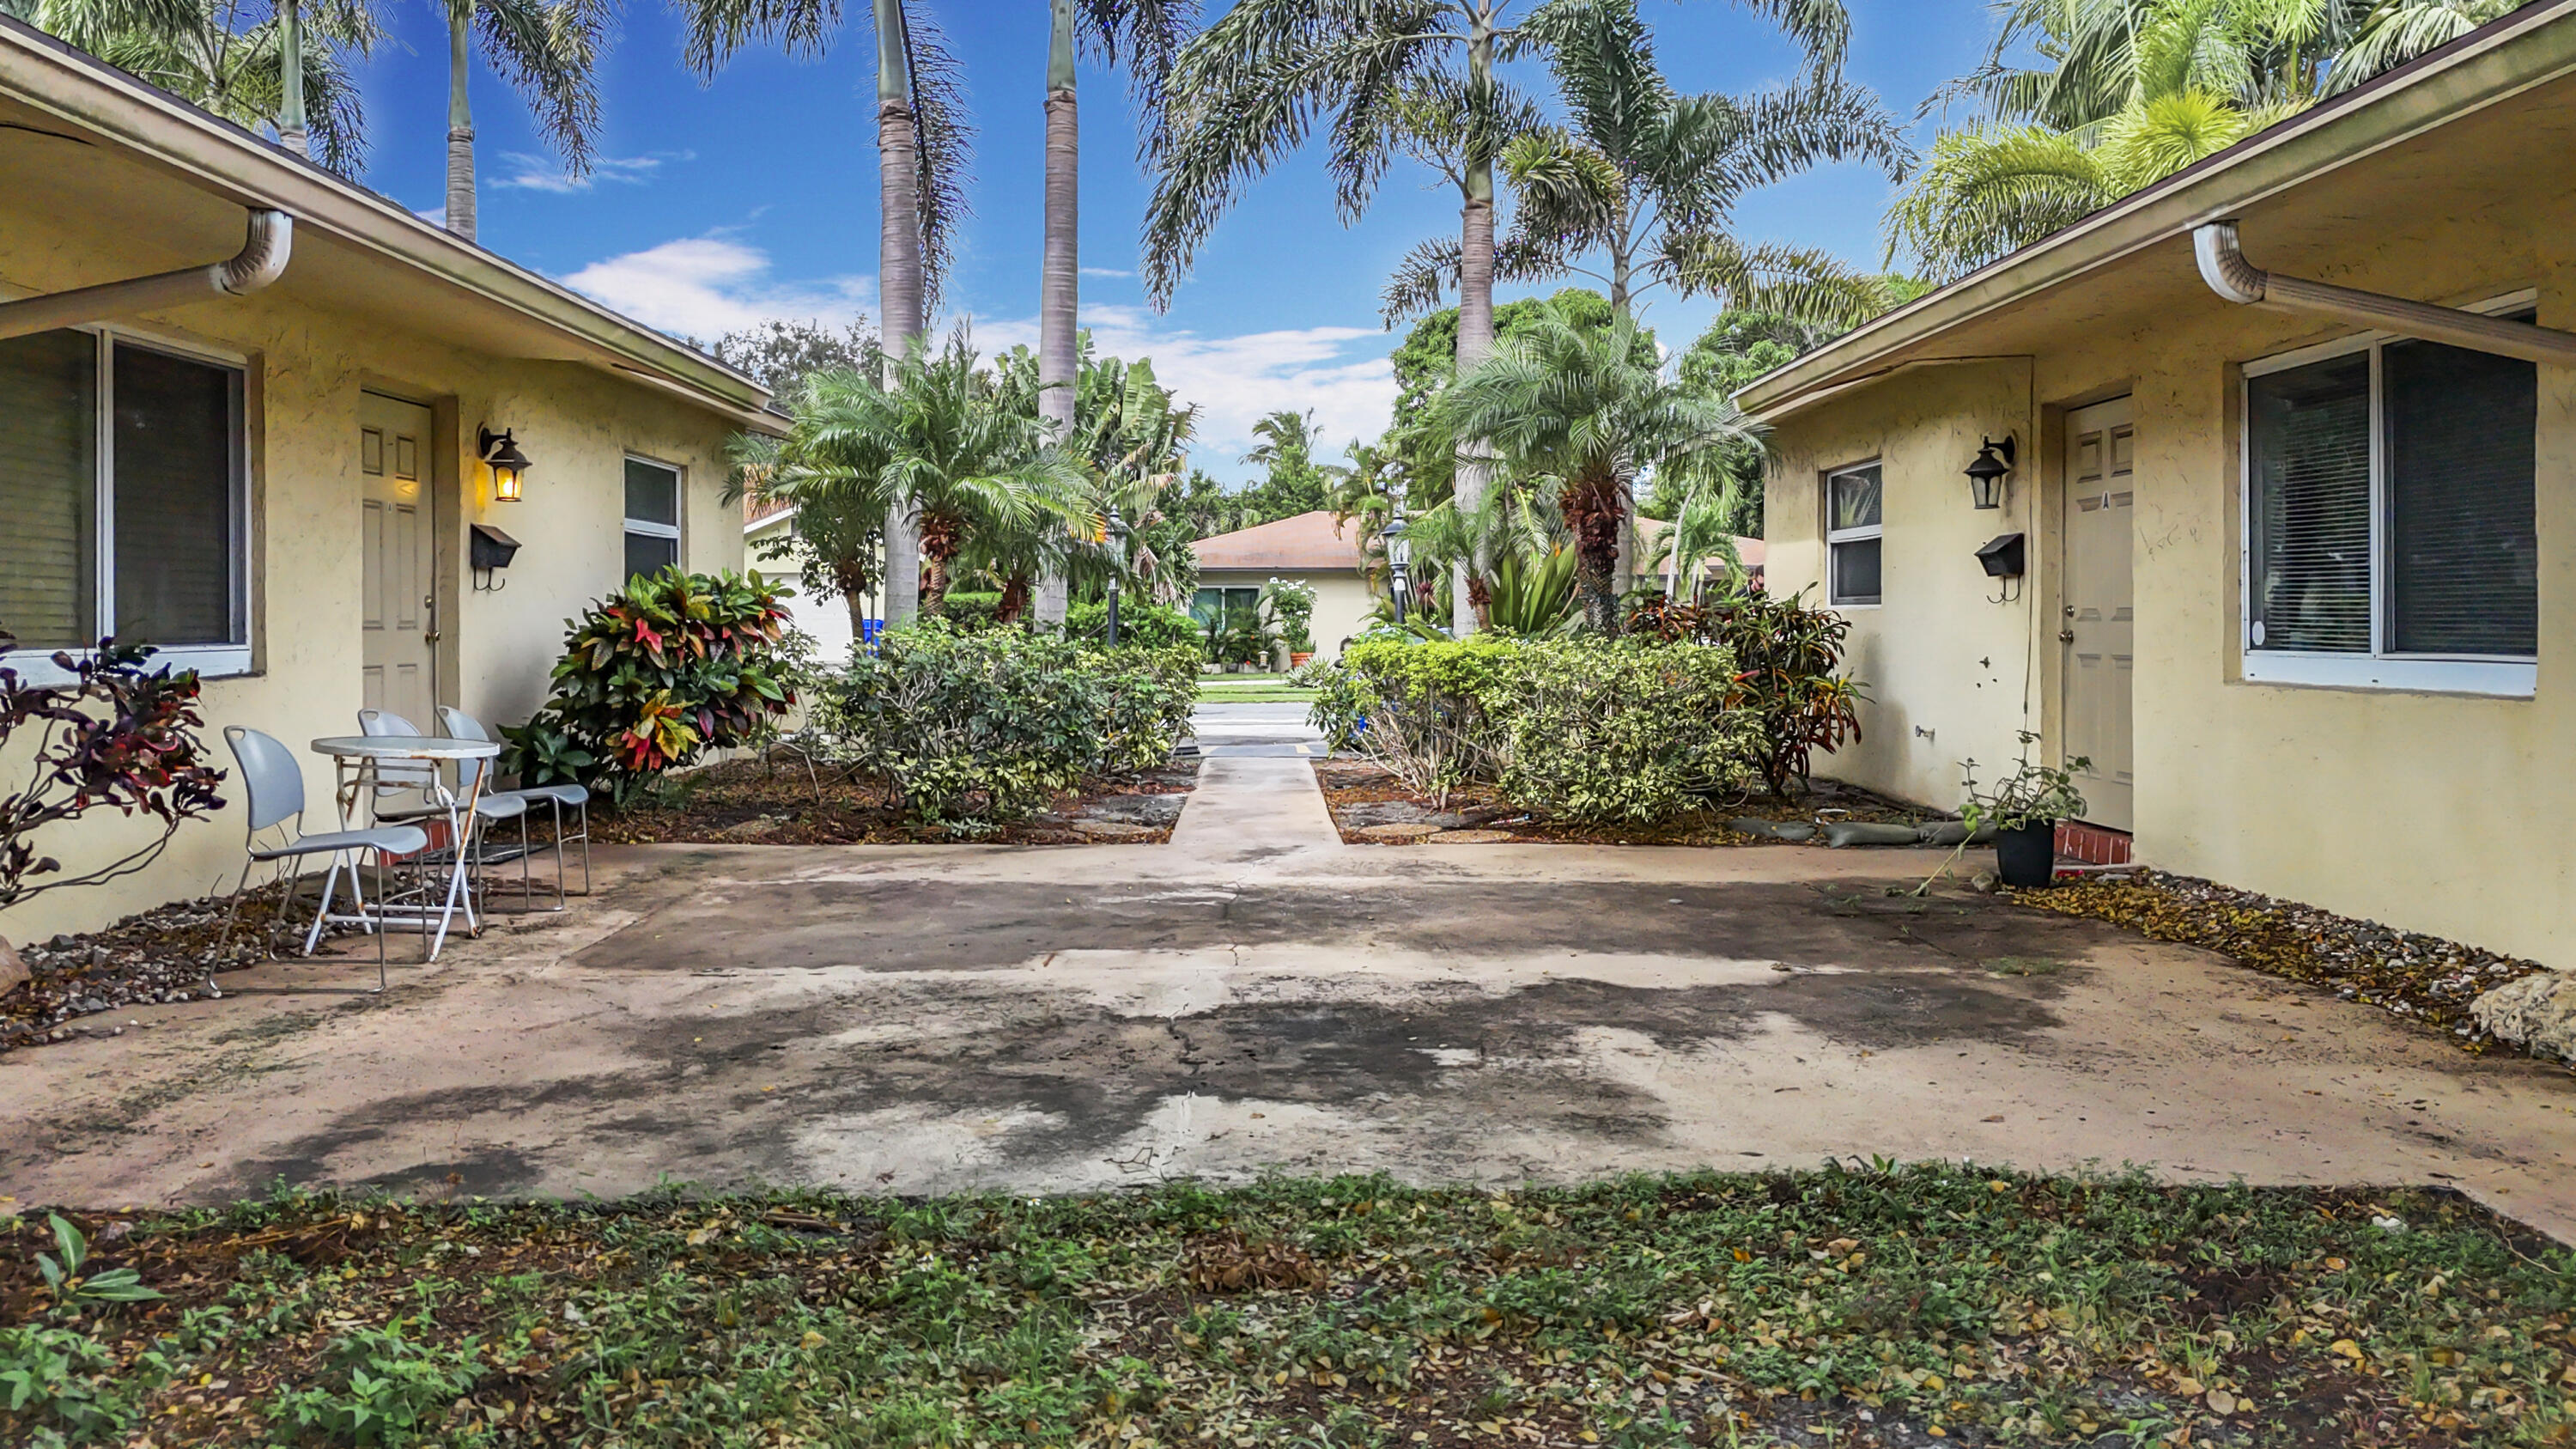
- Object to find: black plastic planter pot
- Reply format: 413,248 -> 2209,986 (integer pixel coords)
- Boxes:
1994,822 -> 2057,888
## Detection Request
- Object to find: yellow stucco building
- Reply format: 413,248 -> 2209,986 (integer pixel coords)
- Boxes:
1,21 -> 775,943
1747,3 -> 2576,970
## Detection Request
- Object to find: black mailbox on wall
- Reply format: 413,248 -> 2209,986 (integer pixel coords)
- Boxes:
1976,533 -> 2026,579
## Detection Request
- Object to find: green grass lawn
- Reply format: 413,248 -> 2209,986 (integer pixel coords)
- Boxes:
1197,673 -> 1321,704
6,1167 -> 2567,1446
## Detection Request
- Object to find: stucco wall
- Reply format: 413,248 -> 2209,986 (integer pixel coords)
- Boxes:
1,264 -> 742,944
1200,569 -> 1376,663
1765,214 -> 2576,969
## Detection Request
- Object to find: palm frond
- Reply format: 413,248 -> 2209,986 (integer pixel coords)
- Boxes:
902,3 -> 975,310
475,0 -> 606,169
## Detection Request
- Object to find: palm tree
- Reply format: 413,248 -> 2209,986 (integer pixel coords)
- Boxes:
736,334 -> 1090,620
682,0 -> 975,626
1030,0 -> 1196,625
1888,0 -> 2512,280
998,342 -> 1200,614
431,0 -> 612,240
8,0 -> 379,169
1439,300 -> 1759,633
1453,0 -> 1908,328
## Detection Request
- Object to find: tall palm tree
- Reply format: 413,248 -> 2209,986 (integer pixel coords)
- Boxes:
1449,0 -> 1907,327
433,0 -> 612,240
1146,0 -> 1849,633
1440,300 -> 1758,633
682,0 -> 975,625
737,334 -> 1089,619
1030,0 -> 1195,624
1888,0 -> 2511,280
7,0 -> 379,169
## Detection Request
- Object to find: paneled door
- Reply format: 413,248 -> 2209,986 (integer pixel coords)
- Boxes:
360,392 -> 437,728
2060,397 -> 2136,831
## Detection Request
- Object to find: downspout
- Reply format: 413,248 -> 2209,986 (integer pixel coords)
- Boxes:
0,209 -> 292,343
2193,221 -> 2576,366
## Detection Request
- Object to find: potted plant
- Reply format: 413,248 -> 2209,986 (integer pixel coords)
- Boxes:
1963,736 -> 2091,888
1261,577 -> 1319,668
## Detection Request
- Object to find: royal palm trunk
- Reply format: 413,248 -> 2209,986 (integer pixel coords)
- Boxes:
445,0 -> 476,239
1032,0 -> 1080,626
875,0 -> 924,625
1450,11 -> 1499,635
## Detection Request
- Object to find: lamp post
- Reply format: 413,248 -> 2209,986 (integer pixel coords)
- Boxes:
1382,483 -> 1411,624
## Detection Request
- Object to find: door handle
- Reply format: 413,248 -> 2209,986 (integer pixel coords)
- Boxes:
2058,629 -> 2075,643
423,593 -> 441,645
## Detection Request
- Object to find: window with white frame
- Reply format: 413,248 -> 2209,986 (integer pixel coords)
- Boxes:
623,456 -> 683,581
2243,306 -> 2538,696
1825,461 -> 1882,606
0,327 -> 248,677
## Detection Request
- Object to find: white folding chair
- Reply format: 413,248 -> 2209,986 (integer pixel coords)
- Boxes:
439,706 -> 591,908
358,708 -> 534,916
216,727 -> 429,991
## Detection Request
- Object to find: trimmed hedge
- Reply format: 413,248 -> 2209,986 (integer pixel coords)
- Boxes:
1066,600 -> 1205,654
823,623 -> 1198,827
1310,633 -> 1757,823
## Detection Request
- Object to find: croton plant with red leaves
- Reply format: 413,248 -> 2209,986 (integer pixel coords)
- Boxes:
501,568 -> 799,806
0,634 -> 228,915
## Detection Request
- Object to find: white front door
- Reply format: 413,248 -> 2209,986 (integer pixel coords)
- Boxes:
2060,397 -> 2136,831
360,392 -> 437,728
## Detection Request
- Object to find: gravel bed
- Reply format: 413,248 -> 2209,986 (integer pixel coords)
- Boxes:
2,885 -> 337,1052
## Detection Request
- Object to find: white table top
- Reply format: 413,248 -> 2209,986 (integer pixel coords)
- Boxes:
310,734 -> 501,760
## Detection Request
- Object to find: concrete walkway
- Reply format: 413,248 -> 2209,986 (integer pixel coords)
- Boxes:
4,760 -> 2573,1239
1188,701 -> 1325,758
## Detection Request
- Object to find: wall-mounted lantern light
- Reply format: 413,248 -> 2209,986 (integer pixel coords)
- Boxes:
1963,434 -> 2016,509
478,426 -> 532,502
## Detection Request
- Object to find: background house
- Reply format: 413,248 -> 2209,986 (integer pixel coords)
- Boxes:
0,18 -> 771,942
744,498 -> 872,666
1742,2 -> 2576,969
1191,509 -> 1376,661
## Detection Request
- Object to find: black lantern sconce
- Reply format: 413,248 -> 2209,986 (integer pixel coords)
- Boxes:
478,425 -> 532,503
1963,434 -> 2016,509
471,522 -> 521,592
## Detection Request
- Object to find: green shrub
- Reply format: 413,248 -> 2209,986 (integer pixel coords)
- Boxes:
825,624 -> 1197,827
1625,587 -> 1864,797
1310,633 -> 1756,821
938,591 -> 1006,631
264,1322 -> 479,1446
1498,639 -> 1756,823
0,1324 -> 139,1446
501,568 -> 799,807
1065,600 -> 1204,654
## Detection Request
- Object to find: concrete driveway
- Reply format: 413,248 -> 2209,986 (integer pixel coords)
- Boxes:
5,758 -> 2572,1239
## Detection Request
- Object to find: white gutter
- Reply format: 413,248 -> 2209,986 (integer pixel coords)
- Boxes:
0,207 -> 289,341
2192,221 -> 2576,366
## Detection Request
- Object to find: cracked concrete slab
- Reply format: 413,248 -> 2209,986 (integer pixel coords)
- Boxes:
3,764 -> 2572,1242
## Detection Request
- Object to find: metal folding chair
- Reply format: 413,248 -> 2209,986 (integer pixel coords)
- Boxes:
438,706 -> 591,907
216,727 -> 429,992
358,709 -> 534,915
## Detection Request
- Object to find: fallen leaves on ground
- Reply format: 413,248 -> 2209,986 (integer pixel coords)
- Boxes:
4,1168 -> 2568,1447
2014,869 -> 2548,1054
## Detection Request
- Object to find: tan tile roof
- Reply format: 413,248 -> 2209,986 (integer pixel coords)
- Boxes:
1194,510 -> 1367,571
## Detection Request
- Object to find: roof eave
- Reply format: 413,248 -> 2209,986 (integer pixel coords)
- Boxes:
0,17 -> 772,420
1739,0 -> 2576,422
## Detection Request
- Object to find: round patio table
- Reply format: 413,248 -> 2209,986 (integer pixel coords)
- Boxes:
310,734 -> 501,961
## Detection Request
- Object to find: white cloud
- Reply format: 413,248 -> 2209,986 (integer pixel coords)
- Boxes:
974,302 -> 1398,472
562,235 -> 873,339
492,149 -> 693,193
1078,265 -> 1135,279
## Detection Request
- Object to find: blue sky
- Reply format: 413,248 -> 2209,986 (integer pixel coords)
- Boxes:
349,0 -> 1998,479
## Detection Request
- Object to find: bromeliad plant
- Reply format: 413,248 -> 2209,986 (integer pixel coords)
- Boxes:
502,569 -> 799,807
0,634 -> 226,940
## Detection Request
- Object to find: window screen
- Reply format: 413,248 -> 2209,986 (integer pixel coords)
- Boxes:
623,458 -> 683,581
112,342 -> 240,646
0,331 -> 100,648
1826,463 -> 1882,607
2383,336 -> 2537,656
2247,352 -> 2370,653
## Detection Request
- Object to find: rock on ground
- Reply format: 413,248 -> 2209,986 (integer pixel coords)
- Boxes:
0,937 -> 26,999
2471,972 -> 2576,1063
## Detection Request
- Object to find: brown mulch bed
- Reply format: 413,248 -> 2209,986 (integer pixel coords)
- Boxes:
1,884 -> 343,1054
590,753 -> 1202,847
2013,868 -> 2552,1056
1313,759 -> 1935,847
